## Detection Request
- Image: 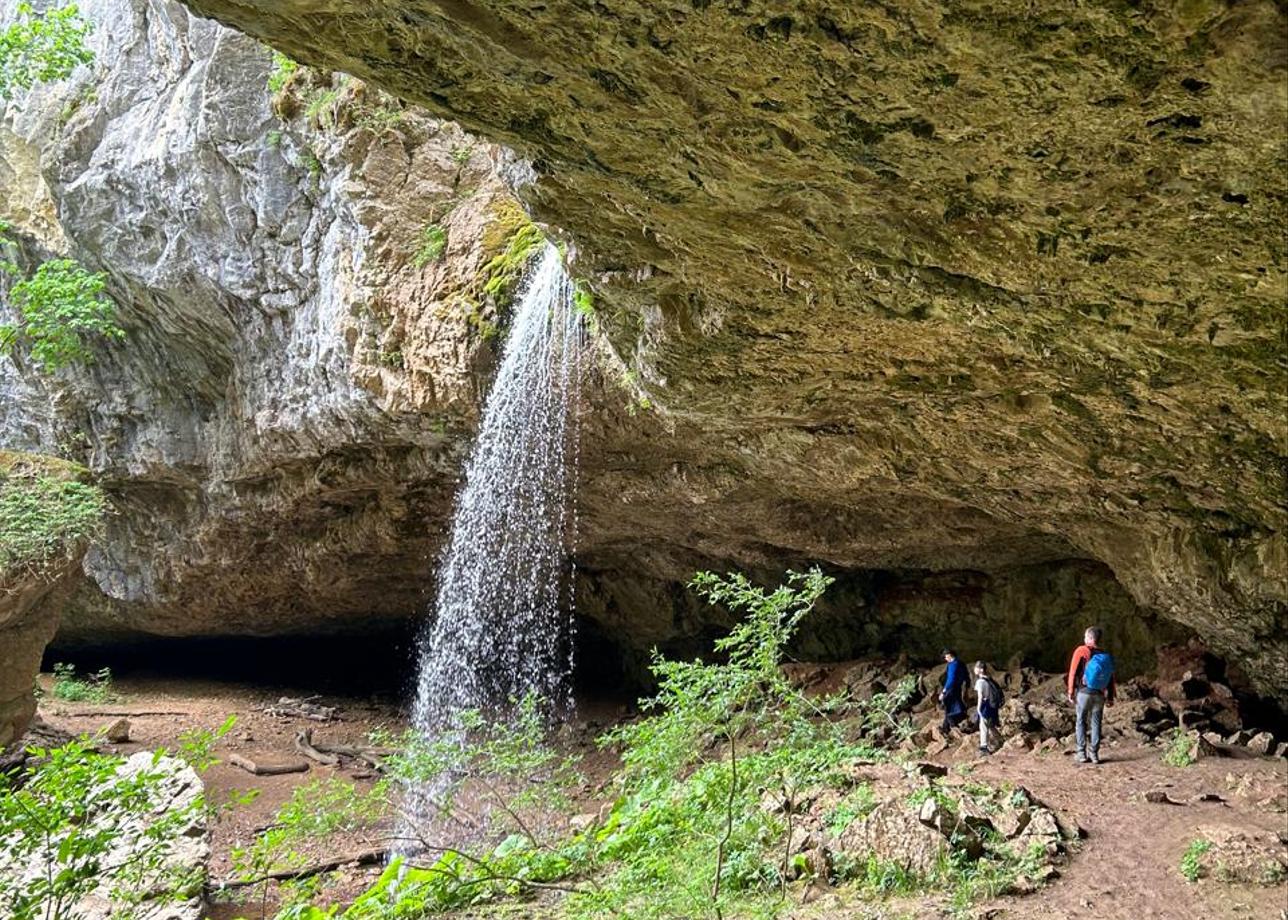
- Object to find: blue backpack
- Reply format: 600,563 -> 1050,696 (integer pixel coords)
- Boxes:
1083,650 -> 1115,690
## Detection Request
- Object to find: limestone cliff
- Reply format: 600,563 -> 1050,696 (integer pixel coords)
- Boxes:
0,0 -> 1284,703
0,0 -> 540,639
169,0 -> 1288,701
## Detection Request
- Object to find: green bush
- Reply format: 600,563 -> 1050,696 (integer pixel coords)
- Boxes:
1161,728 -> 1196,768
1,258 -> 125,371
266,50 -> 297,94
50,662 -> 116,703
412,223 -> 448,268
0,2 -> 94,99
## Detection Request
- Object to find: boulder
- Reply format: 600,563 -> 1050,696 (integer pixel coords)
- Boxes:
835,800 -> 948,877
0,752 -> 208,920
1003,733 -> 1037,753
103,718 -> 131,744
1246,732 -> 1276,756
1026,702 -> 1075,739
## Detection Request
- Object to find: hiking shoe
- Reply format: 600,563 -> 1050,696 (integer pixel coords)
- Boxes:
978,746 -> 991,756
1090,753 -> 1101,765
1075,752 -> 1090,764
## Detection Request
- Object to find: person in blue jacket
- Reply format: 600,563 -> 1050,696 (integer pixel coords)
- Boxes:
938,648 -> 968,734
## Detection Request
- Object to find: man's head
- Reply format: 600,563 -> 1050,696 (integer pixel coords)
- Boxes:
1084,626 -> 1103,648
942,648 -> 956,662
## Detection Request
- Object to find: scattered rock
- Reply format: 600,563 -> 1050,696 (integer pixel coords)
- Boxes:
1003,732 -> 1036,752
1145,790 -> 1185,805
1192,825 -> 1288,885
913,761 -> 948,779
835,799 -> 947,877
568,813 -> 597,833
1246,732 -> 1276,756
994,808 -> 1031,839
264,697 -> 338,722
103,718 -> 131,744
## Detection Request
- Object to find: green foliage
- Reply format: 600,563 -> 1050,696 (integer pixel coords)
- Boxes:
50,662 -> 115,703
351,98 -> 404,135
266,50 -> 298,94
176,714 -> 237,772
580,568 -> 883,919
1180,838 -> 1212,883
572,281 -> 595,319
412,223 -> 448,268
1,258 -> 125,371
0,3 -> 94,99
945,838 -> 1050,913
304,87 -> 339,128
825,784 -> 877,835
0,454 -> 105,573
300,148 -> 322,177
1161,729 -> 1196,768
0,741 -> 206,920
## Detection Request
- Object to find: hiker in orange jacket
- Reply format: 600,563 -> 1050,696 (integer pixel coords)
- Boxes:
1066,626 -> 1117,764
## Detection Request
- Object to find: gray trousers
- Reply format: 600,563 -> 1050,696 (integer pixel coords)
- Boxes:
1076,689 -> 1105,756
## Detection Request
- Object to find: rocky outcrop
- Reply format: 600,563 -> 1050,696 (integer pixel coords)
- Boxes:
0,451 -> 98,748
0,557 -> 82,748
170,0 -> 1288,702
0,0 -> 542,640
0,751 -> 208,919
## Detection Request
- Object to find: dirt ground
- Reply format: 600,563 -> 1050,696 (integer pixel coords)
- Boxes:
32,671 -> 1288,920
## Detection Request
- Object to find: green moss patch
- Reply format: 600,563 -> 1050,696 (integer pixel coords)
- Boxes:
0,449 -> 104,576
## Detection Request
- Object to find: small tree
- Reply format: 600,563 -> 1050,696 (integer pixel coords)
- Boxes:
0,3 -> 94,99
0,258 -> 124,371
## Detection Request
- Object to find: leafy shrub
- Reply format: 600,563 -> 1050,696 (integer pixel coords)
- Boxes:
578,568 -> 887,919
0,454 -> 105,572
176,714 -> 237,771
1,258 -> 125,371
50,662 -> 116,703
266,50 -> 298,94
1180,838 -> 1212,883
304,87 -> 339,127
1161,728 -> 1196,768
0,741 -> 206,920
0,2 -> 94,99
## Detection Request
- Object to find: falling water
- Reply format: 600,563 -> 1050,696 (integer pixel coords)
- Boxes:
400,241 -> 584,837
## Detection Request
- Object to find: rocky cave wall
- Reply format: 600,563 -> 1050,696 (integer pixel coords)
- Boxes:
0,0 -> 1282,708
576,558 -> 1189,688
173,0 -> 1288,703
0,0 -> 539,640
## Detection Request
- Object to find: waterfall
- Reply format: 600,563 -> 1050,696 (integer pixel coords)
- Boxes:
400,241 -> 584,838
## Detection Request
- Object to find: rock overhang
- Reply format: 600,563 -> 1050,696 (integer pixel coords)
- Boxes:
170,0 -> 1287,700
